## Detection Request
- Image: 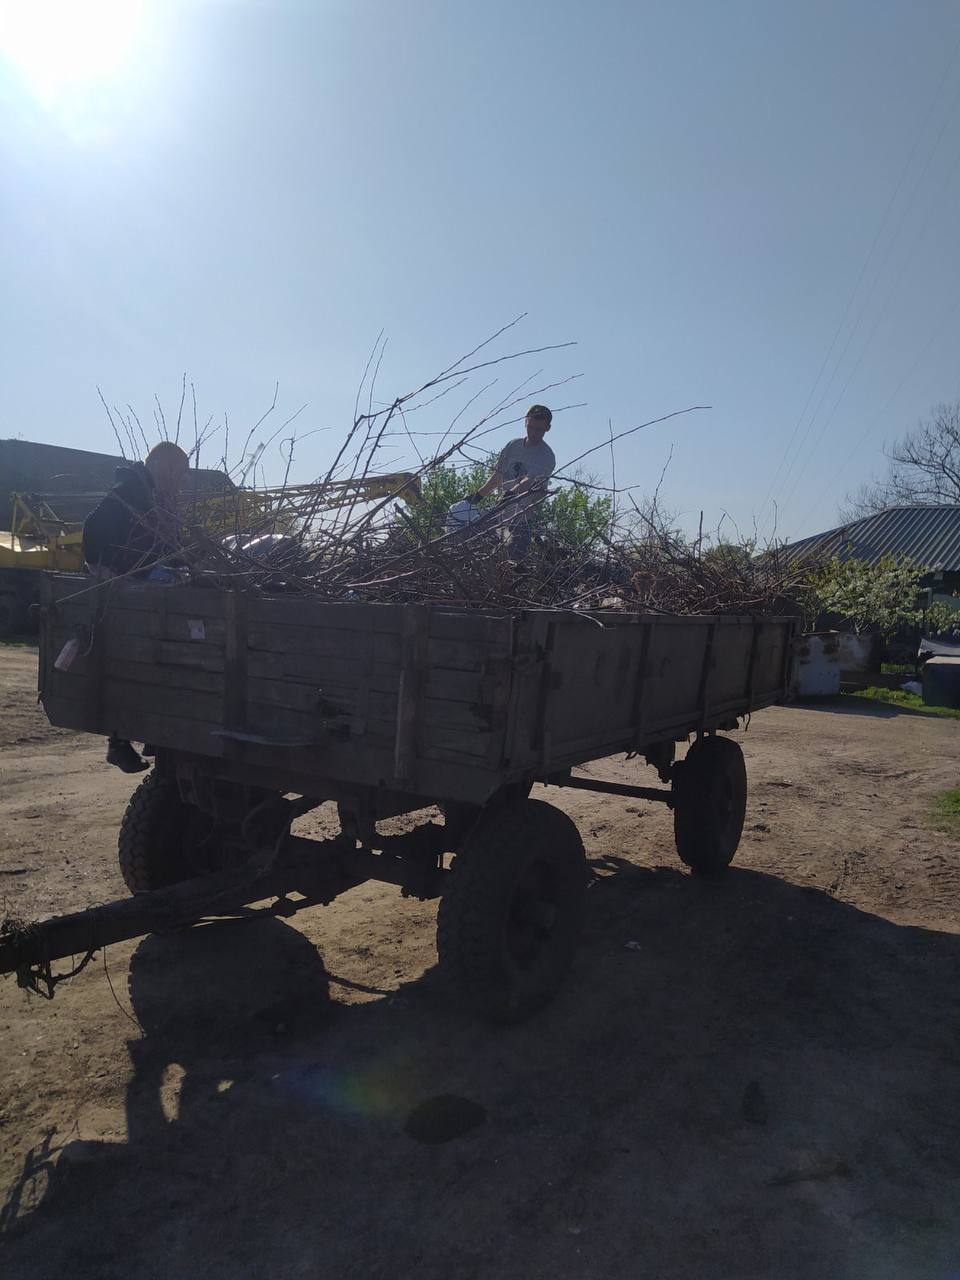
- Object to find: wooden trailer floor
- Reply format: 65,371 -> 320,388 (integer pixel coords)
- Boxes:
1,643 -> 960,1280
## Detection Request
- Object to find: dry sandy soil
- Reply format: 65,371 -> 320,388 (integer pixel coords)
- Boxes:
1,642 -> 959,1279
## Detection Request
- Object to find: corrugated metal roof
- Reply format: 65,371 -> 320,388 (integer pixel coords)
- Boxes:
781,506 -> 960,570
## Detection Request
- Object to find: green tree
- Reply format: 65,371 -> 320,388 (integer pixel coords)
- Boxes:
396,457 -> 612,552
700,542 -> 755,573
543,483 -> 612,551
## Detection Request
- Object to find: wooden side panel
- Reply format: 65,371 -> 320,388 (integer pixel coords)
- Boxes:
39,578 -> 516,796
706,620 -> 754,710
506,612 -> 796,770
38,577 -> 796,803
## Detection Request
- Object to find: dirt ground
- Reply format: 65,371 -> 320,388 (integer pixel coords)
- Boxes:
1,642 -> 959,1280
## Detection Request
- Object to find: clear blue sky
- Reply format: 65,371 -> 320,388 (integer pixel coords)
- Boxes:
3,0 -> 960,542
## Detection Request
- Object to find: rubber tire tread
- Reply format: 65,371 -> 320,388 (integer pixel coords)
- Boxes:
436,799 -> 587,1024
118,771 -> 191,894
673,735 -> 747,875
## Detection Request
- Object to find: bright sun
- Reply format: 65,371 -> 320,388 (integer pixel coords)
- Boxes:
0,0 -> 148,115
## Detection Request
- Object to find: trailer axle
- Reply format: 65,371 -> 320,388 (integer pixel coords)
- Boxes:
0,822 -> 450,989
545,773 -> 674,806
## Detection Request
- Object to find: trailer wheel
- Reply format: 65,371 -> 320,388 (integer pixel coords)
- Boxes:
118,772 -> 199,893
437,799 -> 587,1024
672,735 -> 747,875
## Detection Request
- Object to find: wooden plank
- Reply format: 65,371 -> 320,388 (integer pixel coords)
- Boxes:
482,613 -> 514,760
246,677 -> 391,718
86,595 -> 109,730
39,696 -> 95,733
419,725 -> 491,759
243,701 -> 391,747
247,650 -> 394,685
352,608 -> 376,741
101,679 -> 225,724
163,735 -> 506,807
697,621 -> 718,729
97,609 -> 229,645
95,584 -> 231,618
244,677 -> 489,734
51,632 -> 492,733
425,698 -> 492,730
44,574 -> 90,604
246,622 -> 381,659
629,620 -> 655,751
394,605 -> 429,782
106,636 -> 226,672
246,623 -> 486,672
425,638 -> 488,671
429,666 -> 492,705
535,620 -> 631,759
43,683 -> 227,756
245,595 -> 404,633
222,591 -> 248,747
245,652 -> 486,704
428,611 -> 509,642
97,659 -> 224,696
98,705 -> 226,756
241,702 -> 492,761
245,596 -> 503,639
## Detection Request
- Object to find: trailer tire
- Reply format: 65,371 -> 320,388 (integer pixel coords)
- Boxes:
118,772 -> 195,893
437,799 -> 587,1024
672,735 -> 747,875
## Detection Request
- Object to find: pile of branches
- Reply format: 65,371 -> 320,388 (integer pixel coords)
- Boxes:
606,516 -> 814,617
172,486 -> 810,620
96,323 -> 809,618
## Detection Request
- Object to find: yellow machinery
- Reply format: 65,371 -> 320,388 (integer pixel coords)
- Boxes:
0,492 -> 88,572
199,473 -> 423,531
0,493 -> 90,634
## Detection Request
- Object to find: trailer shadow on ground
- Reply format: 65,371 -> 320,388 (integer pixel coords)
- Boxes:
3,865 -> 960,1280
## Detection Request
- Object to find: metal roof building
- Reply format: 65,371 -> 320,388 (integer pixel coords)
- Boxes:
780,506 -> 960,573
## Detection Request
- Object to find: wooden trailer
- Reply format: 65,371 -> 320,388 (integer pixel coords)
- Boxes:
1,576 -> 796,1021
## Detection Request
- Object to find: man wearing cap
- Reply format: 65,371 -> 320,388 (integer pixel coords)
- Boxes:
467,404 -> 556,559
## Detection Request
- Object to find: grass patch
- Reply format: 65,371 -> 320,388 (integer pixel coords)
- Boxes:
881,662 -> 915,676
0,635 -> 37,649
849,686 -> 960,719
932,789 -> 960,833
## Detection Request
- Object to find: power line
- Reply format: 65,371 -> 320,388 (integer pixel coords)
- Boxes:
773,66 -> 960,523
794,287 -> 960,533
758,28 -> 960,526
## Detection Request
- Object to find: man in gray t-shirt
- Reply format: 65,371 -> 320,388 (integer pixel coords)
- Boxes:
467,404 -> 556,558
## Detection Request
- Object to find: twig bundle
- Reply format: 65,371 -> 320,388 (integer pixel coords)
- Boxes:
93,323 -> 806,617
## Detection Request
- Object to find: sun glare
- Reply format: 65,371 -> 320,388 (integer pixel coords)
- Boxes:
0,0 -> 148,122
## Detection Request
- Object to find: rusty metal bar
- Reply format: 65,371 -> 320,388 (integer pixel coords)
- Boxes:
545,774 -> 673,805
0,821 -> 451,979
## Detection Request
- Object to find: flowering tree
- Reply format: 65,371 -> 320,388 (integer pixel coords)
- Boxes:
812,554 -> 959,637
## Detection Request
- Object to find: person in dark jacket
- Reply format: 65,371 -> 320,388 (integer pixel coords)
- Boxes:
83,442 -> 189,577
83,442 -> 190,772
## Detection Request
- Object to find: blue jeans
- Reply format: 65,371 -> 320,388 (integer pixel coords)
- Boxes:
506,511 -> 537,561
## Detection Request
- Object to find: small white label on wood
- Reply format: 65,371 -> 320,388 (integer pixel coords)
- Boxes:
188,619 -> 206,642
